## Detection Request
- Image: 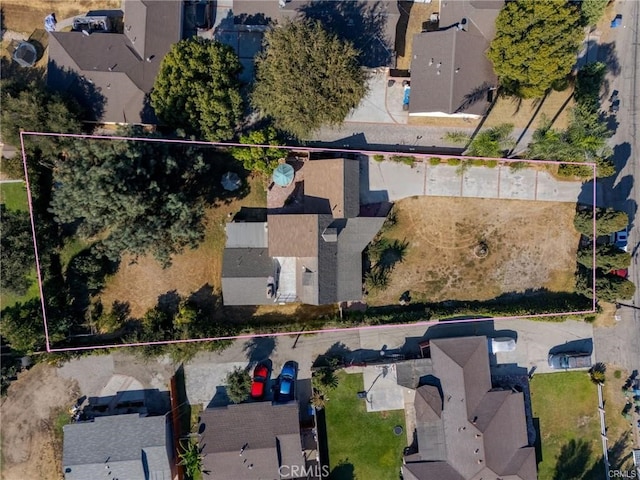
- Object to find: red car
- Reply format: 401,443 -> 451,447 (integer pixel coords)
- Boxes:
610,268 -> 628,279
250,364 -> 268,399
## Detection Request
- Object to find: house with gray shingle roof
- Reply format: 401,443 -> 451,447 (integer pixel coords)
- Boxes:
409,0 -> 503,118
62,413 -> 174,480
221,157 -> 386,306
403,336 -> 537,480
199,402 -> 306,480
48,0 -> 183,123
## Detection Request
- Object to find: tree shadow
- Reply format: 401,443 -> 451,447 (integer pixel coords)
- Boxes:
394,1 -> 412,58
582,434 -> 631,480
243,336 -> 277,365
298,0 -> 397,67
47,60 -> 107,121
188,283 -> 220,313
330,458 -> 356,480
552,438 -> 592,480
597,42 -> 621,77
157,290 -> 181,316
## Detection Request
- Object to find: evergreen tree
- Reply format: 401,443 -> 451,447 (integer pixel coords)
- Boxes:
577,244 -> 631,271
0,206 -> 34,295
488,0 -> 583,98
151,38 -> 243,142
225,367 -> 251,404
252,19 -> 368,139
574,208 -> 628,237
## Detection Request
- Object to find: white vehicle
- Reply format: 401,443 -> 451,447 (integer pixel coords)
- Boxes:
490,337 -> 516,353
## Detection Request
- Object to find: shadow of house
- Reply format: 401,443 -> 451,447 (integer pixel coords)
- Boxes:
47,0 -> 182,124
409,0 -> 501,119
46,62 -> 107,122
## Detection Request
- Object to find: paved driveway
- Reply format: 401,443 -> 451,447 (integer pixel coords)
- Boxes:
361,158 -> 584,204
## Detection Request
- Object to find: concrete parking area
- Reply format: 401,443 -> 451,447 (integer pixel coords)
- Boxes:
361,158 -> 585,204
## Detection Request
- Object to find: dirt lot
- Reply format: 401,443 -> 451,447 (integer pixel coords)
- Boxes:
1,0 -> 121,35
99,176 -> 266,318
0,363 -> 79,480
368,197 -> 579,305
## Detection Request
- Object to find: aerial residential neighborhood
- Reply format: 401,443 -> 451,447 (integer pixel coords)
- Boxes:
1,0 -> 639,479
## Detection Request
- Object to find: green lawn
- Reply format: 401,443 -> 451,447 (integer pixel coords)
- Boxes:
530,372 -> 601,480
0,182 -> 28,211
324,371 -> 406,480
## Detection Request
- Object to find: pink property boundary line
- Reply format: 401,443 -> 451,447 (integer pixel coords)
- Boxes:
19,131 -> 598,353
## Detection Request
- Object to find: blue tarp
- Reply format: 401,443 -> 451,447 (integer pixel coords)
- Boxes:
403,86 -> 410,106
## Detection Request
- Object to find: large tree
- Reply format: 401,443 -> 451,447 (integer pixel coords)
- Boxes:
488,0 -> 583,98
252,19 -> 368,139
151,38 -> 243,142
48,132 -> 211,266
580,0 -> 609,26
577,244 -> 631,271
0,206 -> 34,295
225,367 -> 251,404
574,208 -> 628,237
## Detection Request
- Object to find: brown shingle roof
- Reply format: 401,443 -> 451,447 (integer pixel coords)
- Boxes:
304,158 -> 359,218
200,403 -> 304,480
268,214 -> 319,257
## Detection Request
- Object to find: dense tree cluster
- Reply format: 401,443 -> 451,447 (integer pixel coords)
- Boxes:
151,38 -> 243,142
574,208 -> 628,238
580,0 -> 609,26
252,19 -> 368,139
488,0 -> 583,98
0,206 -> 34,295
230,127 -> 286,174
48,133 -> 212,266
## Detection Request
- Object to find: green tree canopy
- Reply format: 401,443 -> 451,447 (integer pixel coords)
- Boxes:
225,367 -> 251,404
574,208 -> 628,237
488,0 -> 583,98
577,244 -> 631,271
231,127 -> 286,174
0,206 -> 35,295
580,0 -> 609,26
151,38 -> 243,142
576,269 -> 636,302
0,299 -> 46,354
48,133 -> 212,266
252,19 -> 368,139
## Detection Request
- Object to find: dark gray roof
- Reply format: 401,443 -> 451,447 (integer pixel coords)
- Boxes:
409,0 -> 502,117
62,414 -> 171,480
405,337 -> 537,480
403,461 -> 465,480
221,248 -> 276,305
200,403 -> 304,480
396,358 -> 434,389
48,0 -> 182,123
409,29 -> 497,117
226,222 -> 268,248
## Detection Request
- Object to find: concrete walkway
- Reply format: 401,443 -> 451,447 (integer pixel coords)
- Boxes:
361,158 -> 584,204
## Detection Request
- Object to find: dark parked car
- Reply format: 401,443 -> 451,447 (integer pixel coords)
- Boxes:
277,361 -> 297,402
250,364 -> 268,399
548,352 -> 592,369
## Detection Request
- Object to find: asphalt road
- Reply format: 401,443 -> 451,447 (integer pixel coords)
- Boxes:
592,0 -> 640,374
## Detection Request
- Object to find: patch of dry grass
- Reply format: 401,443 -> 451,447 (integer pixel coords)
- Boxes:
367,197 -> 579,305
99,175 -> 267,318
483,89 -> 576,131
395,2 -> 439,71
407,116 -> 481,129
602,366 -> 635,471
1,0 -> 121,34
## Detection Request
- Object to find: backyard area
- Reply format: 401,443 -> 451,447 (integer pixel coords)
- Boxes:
530,372 -> 601,480
366,196 -> 580,306
323,371 -> 406,480
99,174 -> 266,318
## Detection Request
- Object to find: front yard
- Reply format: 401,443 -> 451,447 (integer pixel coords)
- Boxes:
530,372 -> 601,480
323,371 -> 406,480
366,196 -> 580,305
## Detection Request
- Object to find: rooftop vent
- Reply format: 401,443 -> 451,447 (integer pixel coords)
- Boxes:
322,227 -> 338,243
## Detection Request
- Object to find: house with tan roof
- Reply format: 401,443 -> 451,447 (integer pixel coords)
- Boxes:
48,0 -> 183,123
409,0 -> 503,118
221,157 -> 385,306
403,336 -> 537,480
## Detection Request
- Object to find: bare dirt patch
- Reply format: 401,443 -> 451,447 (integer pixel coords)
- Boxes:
1,363 -> 79,480
368,197 -> 579,305
99,176 -> 266,318
1,0 -> 121,35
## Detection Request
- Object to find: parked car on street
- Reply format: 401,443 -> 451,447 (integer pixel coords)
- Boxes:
250,364 -> 269,399
277,361 -> 297,402
610,268 -> 629,279
611,229 -> 628,252
548,352 -> 593,369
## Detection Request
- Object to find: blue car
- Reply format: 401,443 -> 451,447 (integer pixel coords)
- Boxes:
278,362 -> 297,402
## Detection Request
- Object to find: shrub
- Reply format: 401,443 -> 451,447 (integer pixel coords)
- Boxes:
485,159 -> 499,168
429,157 -> 442,166
390,155 -> 416,166
471,159 -> 486,167
447,158 -> 462,166
373,154 -> 385,162
509,161 -> 528,171
614,370 -> 622,379
589,362 -> 606,384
